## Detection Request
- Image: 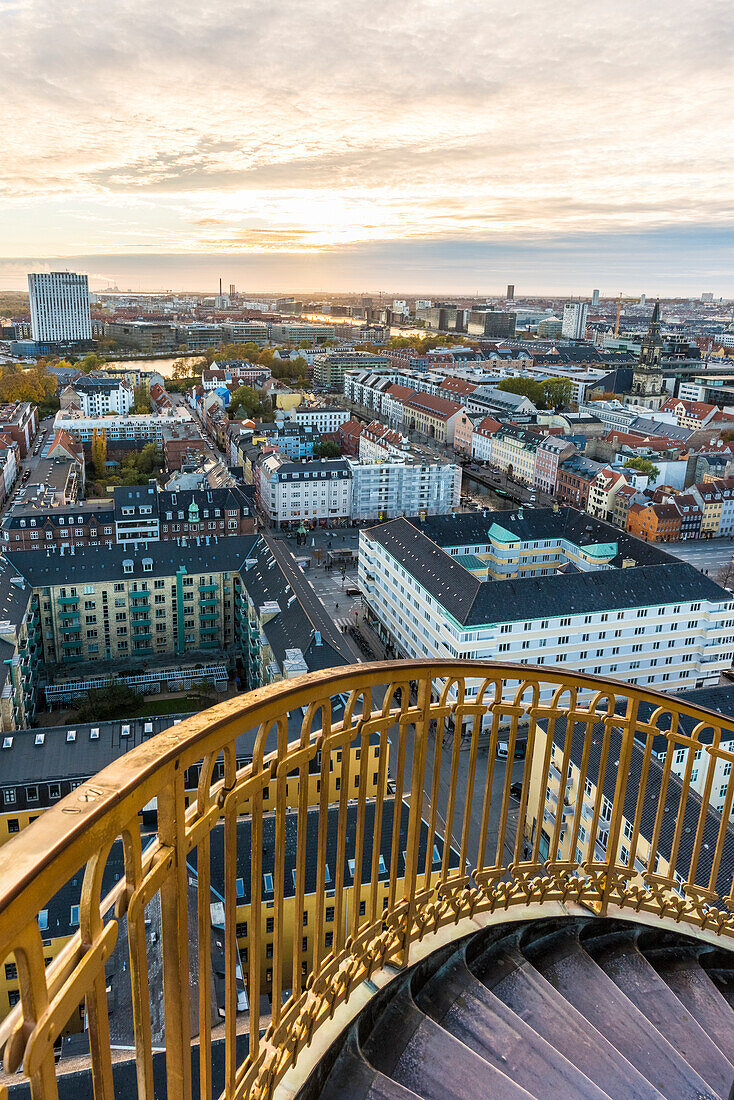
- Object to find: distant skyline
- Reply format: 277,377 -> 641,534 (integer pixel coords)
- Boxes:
2,1 -> 733,295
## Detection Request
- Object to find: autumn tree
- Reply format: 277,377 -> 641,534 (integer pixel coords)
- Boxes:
91,429 -> 107,481
132,384 -> 150,412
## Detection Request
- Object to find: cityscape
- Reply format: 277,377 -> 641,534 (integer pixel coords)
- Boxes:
1,1 -> 734,1097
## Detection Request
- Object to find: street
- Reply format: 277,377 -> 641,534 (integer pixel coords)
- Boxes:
663,539 -> 734,577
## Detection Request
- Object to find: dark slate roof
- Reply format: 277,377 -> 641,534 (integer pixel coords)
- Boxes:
0,714 -> 196,785
628,417 -> 695,442
365,510 -> 731,628
7,536 -> 260,586
366,516 -> 480,623
416,507 -> 671,567
465,561 -> 729,628
242,537 -> 346,673
632,685 -> 734,754
0,557 -> 33,626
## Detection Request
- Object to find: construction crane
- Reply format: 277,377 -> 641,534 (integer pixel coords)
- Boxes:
614,293 -> 642,336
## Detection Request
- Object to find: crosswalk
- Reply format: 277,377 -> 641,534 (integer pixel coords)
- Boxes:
334,617 -> 353,634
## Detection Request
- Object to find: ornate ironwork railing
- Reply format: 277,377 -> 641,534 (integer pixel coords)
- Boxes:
1,660 -> 734,1099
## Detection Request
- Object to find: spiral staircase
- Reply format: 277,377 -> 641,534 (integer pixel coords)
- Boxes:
308,917 -> 734,1100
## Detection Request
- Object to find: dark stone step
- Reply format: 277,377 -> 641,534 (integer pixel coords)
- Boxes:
414,946 -> 612,1100
361,981 -> 535,1100
472,937 -> 664,1100
521,926 -> 718,1099
583,929 -> 734,1099
643,951 -> 734,1068
318,1028 -> 423,1100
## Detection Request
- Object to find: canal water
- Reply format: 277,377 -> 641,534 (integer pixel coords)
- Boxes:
462,472 -> 515,512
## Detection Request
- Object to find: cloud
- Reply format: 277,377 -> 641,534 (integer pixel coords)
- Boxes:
0,0 -> 733,287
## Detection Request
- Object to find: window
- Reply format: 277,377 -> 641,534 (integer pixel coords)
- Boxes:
3,789 -> 15,805
265,916 -> 274,934
70,905 -> 80,926
263,872 -> 274,893
325,906 -> 335,923
324,931 -> 333,949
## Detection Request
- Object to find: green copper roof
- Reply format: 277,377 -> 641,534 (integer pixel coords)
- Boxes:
487,523 -> 518,544
581,541 -> 618,558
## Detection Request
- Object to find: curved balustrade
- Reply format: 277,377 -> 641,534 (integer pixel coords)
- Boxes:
1,660 -> 734,1099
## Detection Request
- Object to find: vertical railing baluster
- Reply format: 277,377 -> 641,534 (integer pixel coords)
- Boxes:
350,690 -> 373,942
158,769 -> 193,1100
197,831 -> 212,1100
120,825 -> 155,1100
601,695 -> 639,913
401,674 -> 432,963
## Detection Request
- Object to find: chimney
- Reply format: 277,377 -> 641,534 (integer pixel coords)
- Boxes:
219,278 -> 222,296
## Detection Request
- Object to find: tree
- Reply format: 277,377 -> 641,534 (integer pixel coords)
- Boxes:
496,377 -> 547,407
132,384 -> 150,412
314,440 -> 341,459
91,429 -> 107,481
229,385 -> 266,420
542,377 -> 574,411
77,353 -> 106,373
623,457 -> 660,481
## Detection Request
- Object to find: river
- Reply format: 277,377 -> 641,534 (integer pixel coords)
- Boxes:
105,355 -> 207,378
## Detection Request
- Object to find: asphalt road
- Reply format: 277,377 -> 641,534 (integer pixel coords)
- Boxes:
663,539 -> 734,577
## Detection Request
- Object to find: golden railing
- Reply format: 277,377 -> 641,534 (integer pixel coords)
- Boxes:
1,660 -> 734,1099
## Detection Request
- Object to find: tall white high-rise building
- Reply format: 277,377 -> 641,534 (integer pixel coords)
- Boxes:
561,301 -> 589,340
28,272 -> 92,343
591,288 -> 600,307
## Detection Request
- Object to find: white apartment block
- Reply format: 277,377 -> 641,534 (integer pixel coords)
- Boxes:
561,301 -> 589,341
650,687 -> 734,818
257,456 -> 352,528
62,382 -> 134,418
289,405 -> 350,433
53,409 -> 192,445
359,510 -> 734,704
28,272 -> 92,343
349,459 -> 460,521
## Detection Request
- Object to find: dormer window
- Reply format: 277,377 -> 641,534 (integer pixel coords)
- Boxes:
123,560 -> 133,574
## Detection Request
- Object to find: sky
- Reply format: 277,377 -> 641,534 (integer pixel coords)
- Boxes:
1,0 -> 733,296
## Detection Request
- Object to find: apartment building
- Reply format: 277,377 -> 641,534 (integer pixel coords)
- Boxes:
113,481 -> 254,545
470,417 -> 502,463
488,425 -> 543,485
349,458 -> 461,521
256,456 -> 352,529
7,540 -> 261,670
533,437 -> 576,495
28,271 -> 91,344
60,378 -> 134,417
359,510 -> 734,701
202,361 -> 272,390
358,421 -> 410,463
289,404 -> 350,434
401,393 -> 464,445
586,468 -> 628,521
528,708 -> 731,887
53,410 -> 175,447
0,403 -> 37,458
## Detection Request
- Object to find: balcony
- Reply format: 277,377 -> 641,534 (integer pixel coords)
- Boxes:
0,662 -> 733,1098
